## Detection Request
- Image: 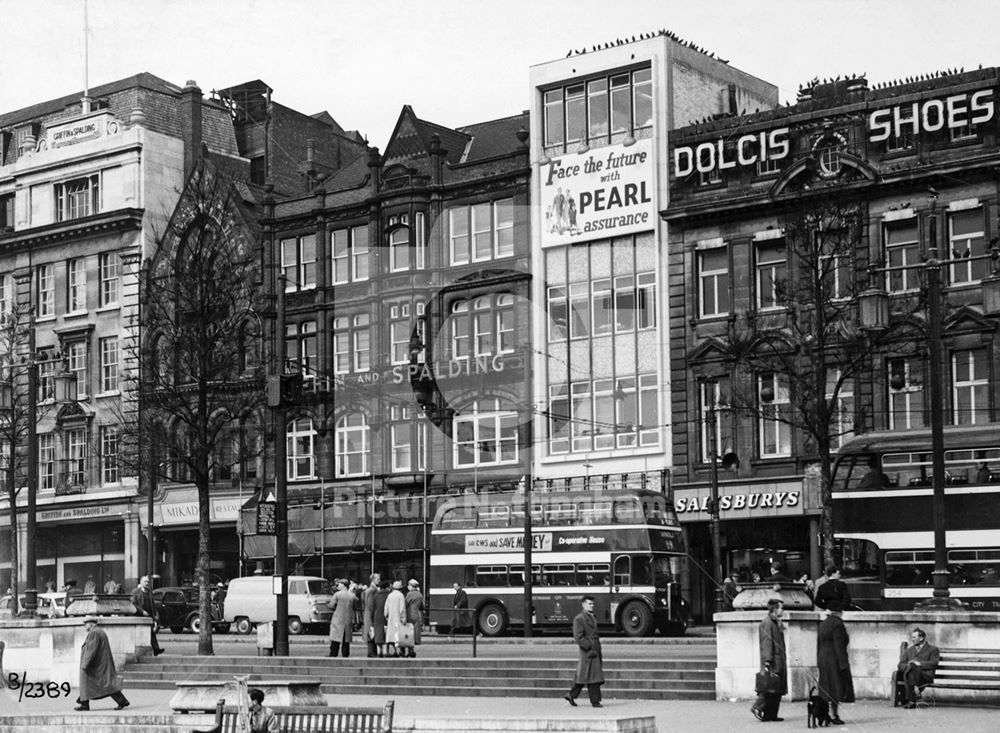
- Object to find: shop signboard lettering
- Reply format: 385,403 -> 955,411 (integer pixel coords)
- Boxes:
868,89 -> 994,142
673,128 -> 790,178
539,139 -> 654,247
674,490 -> 800,516
50,120 -> 100,147
466,532 -> 553,553
391,354 -> 508,384
38,505 -> 118,522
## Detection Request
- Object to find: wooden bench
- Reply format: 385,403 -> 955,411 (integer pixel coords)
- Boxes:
198,699 -> 394,733
893,647 -> 1000,704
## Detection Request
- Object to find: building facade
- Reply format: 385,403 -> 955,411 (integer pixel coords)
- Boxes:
0,74 -> 240,593
253,105 -> 531,591
665,69 -> 1000,620
528,33 -> 777,607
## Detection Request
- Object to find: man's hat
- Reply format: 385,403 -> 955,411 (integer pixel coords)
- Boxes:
83,615 -> 100,624
407,579 -> 418,587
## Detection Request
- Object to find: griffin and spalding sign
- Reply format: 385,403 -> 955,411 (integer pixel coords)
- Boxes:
540,138 -> 654,246
672,88 -> 996,178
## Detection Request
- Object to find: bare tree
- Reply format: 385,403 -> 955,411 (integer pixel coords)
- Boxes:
137,161 -> 266,655
720,189 -> 920,567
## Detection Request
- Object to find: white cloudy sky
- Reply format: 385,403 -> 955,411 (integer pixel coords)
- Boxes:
1,0 -> 997,146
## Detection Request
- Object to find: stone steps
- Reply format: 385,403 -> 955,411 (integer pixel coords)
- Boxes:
123,654 -> 716,700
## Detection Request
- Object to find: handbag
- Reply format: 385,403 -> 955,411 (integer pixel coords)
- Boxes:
755,668 -> 781,695
397,622 -> 415,648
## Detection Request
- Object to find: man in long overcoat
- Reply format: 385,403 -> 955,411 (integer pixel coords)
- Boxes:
403,579 -> 424,658
752,598 -> 787,722
328,579 -> 355,658
814,566 -> 852,612
817,609 -> 853,724
75,616 -> 130,711
362,573 -> 380,657
384,579 -> 407,656
129,575 -> 163,656
449,582 -> 468,638
564,595 -> 604,707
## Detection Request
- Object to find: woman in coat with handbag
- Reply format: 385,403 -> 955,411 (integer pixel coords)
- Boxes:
817,609 -> 853,725
752,598 -> 787,722
383,579 -> 407,658
402,579 -> 424,658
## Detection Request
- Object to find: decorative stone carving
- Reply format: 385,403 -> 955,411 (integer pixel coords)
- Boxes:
170,679 -> 327,713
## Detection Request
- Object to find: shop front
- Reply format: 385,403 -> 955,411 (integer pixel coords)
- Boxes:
674,478 -> 821,624
140,488 -> 243,587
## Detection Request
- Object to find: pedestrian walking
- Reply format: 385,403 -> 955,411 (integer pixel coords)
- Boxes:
248,687 -> 279,732
564,595 -> 604,708
362,573 -> 381,657
130,575 -> 164,656
328,579 -> 355,658
751,598 -> 786,722
449,581 -> 469,638
75,616 -> 130,711
403,579 -> 424,658
373,580 -> 390,657
384,579 -> 406,658
814,565 -> 852,612
816,609 -> 853,724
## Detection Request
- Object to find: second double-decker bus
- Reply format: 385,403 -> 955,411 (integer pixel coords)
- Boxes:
428,487 -> 688,636
832,425 -> 1000,611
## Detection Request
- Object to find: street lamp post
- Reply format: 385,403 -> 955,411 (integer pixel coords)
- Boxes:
858,201 -> 987,611
702,380 -> 725,615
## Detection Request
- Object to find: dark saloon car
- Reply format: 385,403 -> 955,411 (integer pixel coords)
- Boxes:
153,586 -> 230,633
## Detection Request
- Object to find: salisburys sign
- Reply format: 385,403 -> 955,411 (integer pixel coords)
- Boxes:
540,139 -> 654,247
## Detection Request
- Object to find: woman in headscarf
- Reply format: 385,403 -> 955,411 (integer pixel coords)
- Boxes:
383,579 -> 407,658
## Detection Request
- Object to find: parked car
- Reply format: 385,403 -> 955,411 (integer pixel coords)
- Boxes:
223,575 -> 333,635
153,586 -> 230,634
0,591 -> 73,618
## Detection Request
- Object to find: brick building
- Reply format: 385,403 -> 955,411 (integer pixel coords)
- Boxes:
665,69 -> 1000,620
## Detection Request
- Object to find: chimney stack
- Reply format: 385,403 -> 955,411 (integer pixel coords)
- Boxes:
181,80 -> 203,178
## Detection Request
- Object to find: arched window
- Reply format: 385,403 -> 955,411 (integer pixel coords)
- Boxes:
335,414 -> 369,477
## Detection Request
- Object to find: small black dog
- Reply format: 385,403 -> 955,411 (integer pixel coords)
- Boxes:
807,686 -> 832,728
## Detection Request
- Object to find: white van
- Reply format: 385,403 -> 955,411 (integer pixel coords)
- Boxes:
223,575 -> 334,634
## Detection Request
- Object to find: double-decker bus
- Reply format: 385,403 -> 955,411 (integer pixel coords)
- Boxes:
831,425 -> 1000,611
428,488 -> 688,637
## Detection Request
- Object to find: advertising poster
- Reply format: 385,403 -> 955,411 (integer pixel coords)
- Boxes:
539,138 -> 654,247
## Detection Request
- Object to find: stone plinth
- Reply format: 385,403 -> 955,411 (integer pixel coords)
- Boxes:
732,582 -> 813,610
169,679 -> 326,712
65,593 -> 138,617
715,609 -> 1000,703
0,616 -> 152,685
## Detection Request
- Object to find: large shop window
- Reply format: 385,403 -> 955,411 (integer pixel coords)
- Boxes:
758,373 -> 791,458
887,356 -> 925,431
549,374 -> 658,454
948,206 -> 988,285
335,413 -> 369,477
331,224 -> 369,284
697,245 -> 729,318
281,234 -> 317,292
449,199 -> 514,265
55,174 -> 100,222
953,348 -> 989,425
543,67 -> 652,153
454,399 -> 518,467
286,418 -> 316,480
884,219 -> 920,293
450,294 -> 516,359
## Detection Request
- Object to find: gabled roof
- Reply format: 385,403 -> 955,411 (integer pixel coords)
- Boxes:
383,105 -> 470,165
457,112 -> 529,162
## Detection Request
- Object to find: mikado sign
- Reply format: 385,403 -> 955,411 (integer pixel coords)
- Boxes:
539,138 -> 654,247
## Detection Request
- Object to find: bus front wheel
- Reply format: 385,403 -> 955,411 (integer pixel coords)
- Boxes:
620,601 -> 653,637
477,603 -> 507,637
